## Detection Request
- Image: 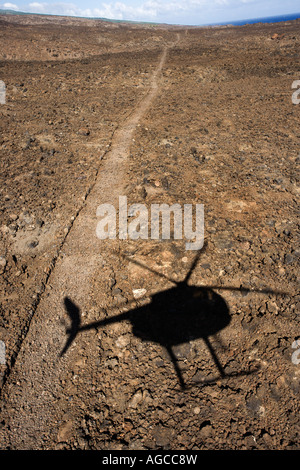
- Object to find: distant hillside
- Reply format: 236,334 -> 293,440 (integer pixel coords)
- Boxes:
0,8 -> 28,15
0,8 -> 159,25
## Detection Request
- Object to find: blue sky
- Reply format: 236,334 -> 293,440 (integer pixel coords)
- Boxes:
0,0 -> 299,25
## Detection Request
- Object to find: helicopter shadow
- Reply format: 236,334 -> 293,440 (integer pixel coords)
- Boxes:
59,248 -> 288,390
61,285 -> 231,390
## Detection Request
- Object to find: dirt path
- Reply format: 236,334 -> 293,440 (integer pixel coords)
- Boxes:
0,39 -> 178,450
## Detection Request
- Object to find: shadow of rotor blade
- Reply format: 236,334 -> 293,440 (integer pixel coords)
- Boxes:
185,364 -> 261,390
202,285 -> 290,297
64,297 -> 81,329
184,241 -> 207,284
122,255 -> 178,285
59,331 -> 77,357
59,297 -> 81,357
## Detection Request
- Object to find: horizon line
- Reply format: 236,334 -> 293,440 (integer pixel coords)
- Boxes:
0,8 -> 299,28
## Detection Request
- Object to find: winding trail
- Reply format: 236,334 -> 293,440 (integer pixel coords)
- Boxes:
0,39 -> 178,449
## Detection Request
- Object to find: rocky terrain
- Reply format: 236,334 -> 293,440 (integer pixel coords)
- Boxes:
0,13 -> 299,450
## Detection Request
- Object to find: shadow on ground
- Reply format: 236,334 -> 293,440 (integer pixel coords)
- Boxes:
59,249 -> 288,389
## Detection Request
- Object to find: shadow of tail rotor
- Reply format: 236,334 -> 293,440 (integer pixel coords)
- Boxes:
60,297 -> 130,357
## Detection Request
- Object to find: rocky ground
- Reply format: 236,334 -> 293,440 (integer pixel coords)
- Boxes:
0,14 -> 299,450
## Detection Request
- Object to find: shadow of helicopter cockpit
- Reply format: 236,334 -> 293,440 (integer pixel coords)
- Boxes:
60,246 -> 288,389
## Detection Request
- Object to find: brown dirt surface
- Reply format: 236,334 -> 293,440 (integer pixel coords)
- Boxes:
0,13 -> 299,450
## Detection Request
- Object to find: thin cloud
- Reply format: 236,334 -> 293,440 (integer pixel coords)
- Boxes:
2,2 -> 19,8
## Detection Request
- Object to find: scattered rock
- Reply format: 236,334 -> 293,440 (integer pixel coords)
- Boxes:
28,240 -> 39,249
152,425 -> 173,448
132,288 -> 147,299
0,19 -> 298,452
57,420 -> 74,442
0,256 -> 7,274
78,127 -> 90,136
128,389 -> 143,408
271,33 -> 285,40
115,334 -> 131,349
